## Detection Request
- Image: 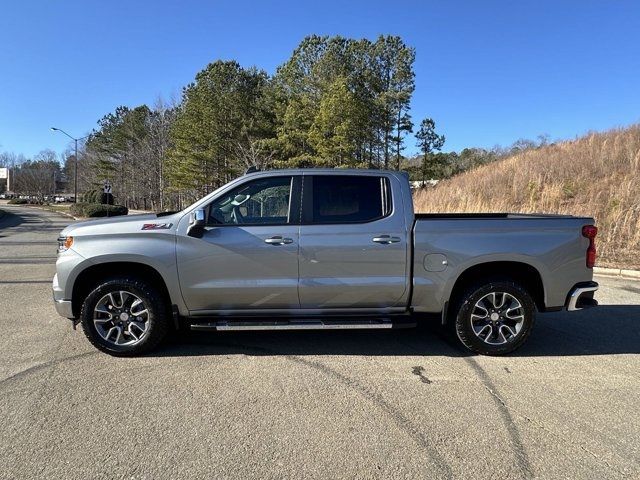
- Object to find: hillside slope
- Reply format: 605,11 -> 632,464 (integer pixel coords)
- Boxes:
414,125 -> 640,269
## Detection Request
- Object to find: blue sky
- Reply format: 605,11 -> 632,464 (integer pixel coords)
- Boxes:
0,0 -> 638,158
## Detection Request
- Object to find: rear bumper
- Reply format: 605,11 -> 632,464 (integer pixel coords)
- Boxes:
566,281 -> 599,311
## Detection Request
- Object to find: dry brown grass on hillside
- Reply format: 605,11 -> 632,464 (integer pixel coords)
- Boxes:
413,125 -> 640,269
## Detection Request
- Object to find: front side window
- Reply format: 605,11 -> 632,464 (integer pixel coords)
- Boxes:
207,176 -> 292,225
310,175 -> 391,224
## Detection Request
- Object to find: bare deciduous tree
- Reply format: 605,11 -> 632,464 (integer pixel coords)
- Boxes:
234,134 -> 276,170
12,150 -> 60,201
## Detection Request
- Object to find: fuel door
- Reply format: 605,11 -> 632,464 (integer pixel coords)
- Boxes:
424,253 -> 448,272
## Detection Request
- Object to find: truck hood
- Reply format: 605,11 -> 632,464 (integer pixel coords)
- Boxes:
60,212 -> 181,237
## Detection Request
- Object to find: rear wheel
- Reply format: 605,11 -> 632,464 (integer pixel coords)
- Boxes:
80,277 -> 169,356
452,279 -> 535,355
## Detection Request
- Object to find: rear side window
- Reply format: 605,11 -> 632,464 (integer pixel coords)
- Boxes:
310,175 -> 391,224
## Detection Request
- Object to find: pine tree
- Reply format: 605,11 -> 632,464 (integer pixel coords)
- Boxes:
416,118 -> 446,182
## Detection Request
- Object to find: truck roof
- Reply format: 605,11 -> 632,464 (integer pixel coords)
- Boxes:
243,168 -> 409,179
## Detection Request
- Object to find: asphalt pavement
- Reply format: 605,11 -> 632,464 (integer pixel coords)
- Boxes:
1,203 -> 639,479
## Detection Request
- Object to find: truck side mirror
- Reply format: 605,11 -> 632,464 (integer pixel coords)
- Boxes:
187,209 -> 206,238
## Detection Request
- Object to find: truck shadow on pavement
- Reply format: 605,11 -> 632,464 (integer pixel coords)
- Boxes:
0,208 -> 24,231
0,207 -> 65,235
515,304 -> 640,357
154,304 -> 640,358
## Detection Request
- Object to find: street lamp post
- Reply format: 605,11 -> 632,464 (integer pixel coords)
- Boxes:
50,127 -> 89,202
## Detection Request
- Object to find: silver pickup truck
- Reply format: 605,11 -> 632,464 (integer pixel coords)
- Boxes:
53,169 -> 599,356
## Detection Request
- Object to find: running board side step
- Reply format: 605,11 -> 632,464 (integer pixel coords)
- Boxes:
190,318 -> 416,332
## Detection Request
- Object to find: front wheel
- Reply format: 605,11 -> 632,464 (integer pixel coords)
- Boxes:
453,280 -> 535,355
80,277 -> 170,356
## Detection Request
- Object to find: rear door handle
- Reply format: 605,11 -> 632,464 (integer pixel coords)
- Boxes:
372,235 -> 401,244
265,236 -> 293,245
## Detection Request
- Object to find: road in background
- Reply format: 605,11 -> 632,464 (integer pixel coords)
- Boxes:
1,204 -> 639,479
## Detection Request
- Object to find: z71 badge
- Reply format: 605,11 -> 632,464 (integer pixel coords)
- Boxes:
141,223 -> 173,230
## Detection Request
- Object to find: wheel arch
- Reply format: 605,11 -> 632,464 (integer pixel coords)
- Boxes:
71,262 -> 172,318
447,261 -> 546,318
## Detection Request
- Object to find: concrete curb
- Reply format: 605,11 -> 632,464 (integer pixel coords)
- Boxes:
36,206 -> 80,221
49,209 -> 80,221
15,204 -> 81,221
26,204 -> 147,221
594,266 -> 640,280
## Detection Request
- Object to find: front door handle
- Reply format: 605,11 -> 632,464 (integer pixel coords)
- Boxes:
265,236 -> 293,245
372,235 -> 401,244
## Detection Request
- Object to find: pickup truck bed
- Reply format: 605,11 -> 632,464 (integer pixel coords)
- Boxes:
411,214 -> 596,315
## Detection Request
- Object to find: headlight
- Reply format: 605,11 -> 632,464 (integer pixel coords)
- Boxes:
57,236 -> 74,253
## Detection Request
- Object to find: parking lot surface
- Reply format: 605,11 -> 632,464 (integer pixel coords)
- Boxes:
1,204 -> 639,479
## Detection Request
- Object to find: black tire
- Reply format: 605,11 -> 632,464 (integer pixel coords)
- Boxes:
80,276 -> 170,356
452,279 -> 535,355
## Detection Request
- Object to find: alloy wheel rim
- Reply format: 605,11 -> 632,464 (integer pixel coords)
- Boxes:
93,291 -> 150,346
470,291 -> 525,345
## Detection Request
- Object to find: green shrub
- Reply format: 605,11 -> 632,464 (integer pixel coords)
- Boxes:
70,202 -> 128,217
82,190 -> 100,203
69,202 -> 89,216
8,198 -> 28,204
82,189 -> 114,205
83,204 -> 128,217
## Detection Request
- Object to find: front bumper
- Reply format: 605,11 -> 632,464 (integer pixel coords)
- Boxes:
566,281 -> 599,311
54,299 -> 74,318
52,273 -> 75,319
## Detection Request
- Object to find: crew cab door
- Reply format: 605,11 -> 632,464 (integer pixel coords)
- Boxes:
298,173 -> 409,309
177,175 -> 301,312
